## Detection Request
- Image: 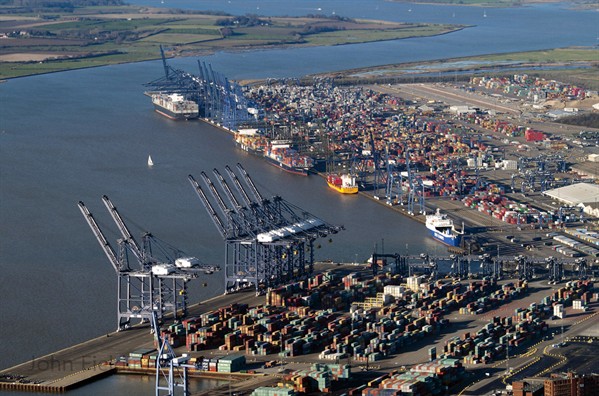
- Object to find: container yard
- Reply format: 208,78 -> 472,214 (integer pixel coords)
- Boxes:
3,57 -> 599,394
4,254 -> 594,395
112,268 -> 597,396
146,50 -> 599,263
233,75 -> 598,262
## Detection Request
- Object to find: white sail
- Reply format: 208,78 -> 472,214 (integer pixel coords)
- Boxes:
147,155 -> 154,167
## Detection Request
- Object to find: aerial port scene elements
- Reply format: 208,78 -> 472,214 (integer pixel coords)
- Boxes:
1,1 -> 598,396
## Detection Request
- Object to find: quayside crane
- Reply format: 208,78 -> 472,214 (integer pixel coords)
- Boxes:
152,312 -> 191,396
189,163 -> 343,294
146,46 -> 251,130
78,197 -> 205,331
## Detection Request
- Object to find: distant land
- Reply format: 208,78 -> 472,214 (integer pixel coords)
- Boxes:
0,0 -> 464,79
314,48 -> 599,91
388,0 -> 597,9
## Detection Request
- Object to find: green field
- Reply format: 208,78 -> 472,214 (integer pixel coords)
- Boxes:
469,48 -> 599,63
0,3 -> 464,79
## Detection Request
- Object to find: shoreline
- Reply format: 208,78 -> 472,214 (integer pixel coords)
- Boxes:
0,289 -> 267,391
4,43 -> 595,88
0,24 -> 465,81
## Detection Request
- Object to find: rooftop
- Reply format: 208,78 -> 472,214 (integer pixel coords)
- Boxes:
542,182 -> 599,205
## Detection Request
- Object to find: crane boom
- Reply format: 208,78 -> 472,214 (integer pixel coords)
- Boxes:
225,165 -> 253,206
159,45 -> 169,80
101,195 -> 144,264
188,175 -> 227,238
213,168 -> 242,211
236,163 -> 263,202
78,201 -> 123,273
201,171 -> 229,215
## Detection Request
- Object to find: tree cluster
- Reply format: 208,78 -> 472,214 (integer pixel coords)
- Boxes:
557,113 -> 599,129
304,14 -> 354,22
215,14 -> 269,27
300,24 -> 341,34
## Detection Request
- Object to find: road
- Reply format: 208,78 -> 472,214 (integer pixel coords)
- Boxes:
372,83 -> 522,115
459,308 -> 598,396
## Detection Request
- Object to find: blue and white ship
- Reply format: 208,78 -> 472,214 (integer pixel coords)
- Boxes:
425,209 -> 464,247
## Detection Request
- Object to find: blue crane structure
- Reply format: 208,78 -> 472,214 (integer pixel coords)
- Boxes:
189,163 -> 343,294
151,312 -> 191,396
145,46 -> 251,131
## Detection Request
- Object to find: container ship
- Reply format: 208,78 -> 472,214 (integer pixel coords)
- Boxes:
151,93 -> 199,120
425,208 -> 463,247
327,173 -> 358,194
264,141 -> 314,176
234,128 -> 268,154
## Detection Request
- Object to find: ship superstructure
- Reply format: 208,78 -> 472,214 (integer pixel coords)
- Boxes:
152,93 -> 199,120
425,208 -> 463,247
327,173 -> 358,194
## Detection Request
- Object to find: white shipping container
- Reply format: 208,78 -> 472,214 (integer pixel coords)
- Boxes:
502,160 -> 518,170
588,153 -> 599,163
553,304 -> 564,319
384,285 -> 405,298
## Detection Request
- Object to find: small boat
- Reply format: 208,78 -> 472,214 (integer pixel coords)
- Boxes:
147,155 -> 154,167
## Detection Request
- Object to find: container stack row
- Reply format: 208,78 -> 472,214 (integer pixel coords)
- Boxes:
445,280 -> 593,365
356,358 -> 465,396
470,75 -> 589,102
463,191 -> 556,225
458,281 -> 527,315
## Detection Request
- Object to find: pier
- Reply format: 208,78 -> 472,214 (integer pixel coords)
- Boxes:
0,290 -> 265,393
2,261 -> 596,394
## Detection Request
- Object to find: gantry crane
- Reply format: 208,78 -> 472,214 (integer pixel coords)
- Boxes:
451,254 -> 470,279
189,163 -> 342,294
152,311 -> 191,396
546,256 -> 563,285
146,46 -> 251,130
78,197 -> 199,331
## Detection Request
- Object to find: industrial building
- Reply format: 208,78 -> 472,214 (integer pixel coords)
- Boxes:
511,379 -> 544,396
542,183 -> 599,206
543,372 -> 599,396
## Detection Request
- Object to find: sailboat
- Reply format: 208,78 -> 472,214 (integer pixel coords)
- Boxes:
147,155 -> 154,167
483,10 -> 487,18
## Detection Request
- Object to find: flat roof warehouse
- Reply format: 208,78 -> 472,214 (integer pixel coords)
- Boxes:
542,182 -> 599,206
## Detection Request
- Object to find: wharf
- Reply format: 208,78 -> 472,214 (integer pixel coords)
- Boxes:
197,117 -> 236,136
315,170 -> 574,258
0,290 -> 265,393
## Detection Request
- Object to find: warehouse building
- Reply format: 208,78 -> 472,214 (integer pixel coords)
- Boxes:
543,183 -> 599,206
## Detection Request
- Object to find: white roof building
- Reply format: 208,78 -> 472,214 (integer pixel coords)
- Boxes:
542,183 -> 599,206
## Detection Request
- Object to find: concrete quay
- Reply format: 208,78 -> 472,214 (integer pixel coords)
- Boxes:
0,289 -> 265,393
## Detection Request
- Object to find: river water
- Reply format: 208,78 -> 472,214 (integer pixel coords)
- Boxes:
0,0 -> 597,393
